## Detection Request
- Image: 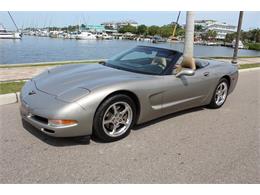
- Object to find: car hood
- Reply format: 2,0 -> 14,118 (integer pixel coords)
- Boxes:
34,63 -> 144,96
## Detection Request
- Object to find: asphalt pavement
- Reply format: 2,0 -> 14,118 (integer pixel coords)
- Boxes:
0,69 -> 259,183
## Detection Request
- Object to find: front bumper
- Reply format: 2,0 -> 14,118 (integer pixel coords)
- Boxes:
20,80 -> 94,137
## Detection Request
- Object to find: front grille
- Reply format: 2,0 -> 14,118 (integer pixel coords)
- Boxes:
31,115 -> 48,124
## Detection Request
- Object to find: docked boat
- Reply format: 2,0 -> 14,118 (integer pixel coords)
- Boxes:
101,33 -> 113,40
152,35 -> 166,43
69,32 -> 79,39
232,39 -> 244,49
76,31 -> 97,40
96,32 -> 113,40
0,24 -> 22,39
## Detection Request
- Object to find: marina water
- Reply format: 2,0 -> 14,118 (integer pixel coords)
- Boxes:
0,36 -> 260,65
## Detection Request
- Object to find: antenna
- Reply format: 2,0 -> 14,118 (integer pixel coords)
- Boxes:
7,11 -> 19,31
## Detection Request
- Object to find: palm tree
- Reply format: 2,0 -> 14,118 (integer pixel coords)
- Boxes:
207,30 -> 217,41
181,11 -> 196,70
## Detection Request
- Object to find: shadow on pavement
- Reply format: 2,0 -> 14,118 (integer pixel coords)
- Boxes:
22,119 -> 90,147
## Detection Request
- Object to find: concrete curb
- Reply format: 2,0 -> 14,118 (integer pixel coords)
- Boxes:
0,67 -> 259,106
0,92 -> 20,106
238,67 -> 260,72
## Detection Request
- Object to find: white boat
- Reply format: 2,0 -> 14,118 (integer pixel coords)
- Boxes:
206,42 -> 218,46
39,30 -> 50,37
76,31 -> 97,40
101,33 -> 113,40
0,24 -> 22,39
69,32 -> 79,39
232,39 -> 244,49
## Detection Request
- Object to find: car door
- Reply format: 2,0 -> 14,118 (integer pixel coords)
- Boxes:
161,67 -> 214,115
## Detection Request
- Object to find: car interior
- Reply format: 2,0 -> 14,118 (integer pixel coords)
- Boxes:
110,47 -> 209,75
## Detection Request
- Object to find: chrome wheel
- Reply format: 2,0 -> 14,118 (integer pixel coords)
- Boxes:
215,82 -> 228,106
102,101 -> 133,137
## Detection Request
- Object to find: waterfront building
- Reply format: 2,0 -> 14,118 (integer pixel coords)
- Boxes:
101,20 -> 138,30
83,24 -> 106,33
195,20 -> 237,40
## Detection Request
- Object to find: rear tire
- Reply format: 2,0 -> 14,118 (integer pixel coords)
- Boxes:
208,78 -> 229,109
93,94 -> 137,142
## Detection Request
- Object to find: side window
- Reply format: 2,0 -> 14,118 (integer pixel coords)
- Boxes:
172,56 -> 183,75
176,56 -> 183,65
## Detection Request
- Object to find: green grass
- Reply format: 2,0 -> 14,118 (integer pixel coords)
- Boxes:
0,81 -> 26,94
0,60 -> 101,68
239,63 -> 260,69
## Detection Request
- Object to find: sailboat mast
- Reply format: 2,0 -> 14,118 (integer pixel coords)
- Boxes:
7,11 -> 19,32
172,11 -> 181,37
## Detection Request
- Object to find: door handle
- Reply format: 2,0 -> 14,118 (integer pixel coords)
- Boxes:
203,72 -> 210,77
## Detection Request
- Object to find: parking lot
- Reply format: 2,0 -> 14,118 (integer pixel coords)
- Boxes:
0,69 -> 259,183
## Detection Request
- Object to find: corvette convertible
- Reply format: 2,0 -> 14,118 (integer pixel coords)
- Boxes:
20,46 -> 238,142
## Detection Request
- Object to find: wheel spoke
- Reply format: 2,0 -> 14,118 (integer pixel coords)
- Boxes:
120,107 -> 128,115
216,95 -> 220,103
104,119 -> 113,125
111,124 -> 119,134
118,120 -> 127,125
222,83 -> 225,90
112,105 -> 118,115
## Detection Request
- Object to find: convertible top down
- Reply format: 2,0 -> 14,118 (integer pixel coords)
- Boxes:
20,46 -> 238,142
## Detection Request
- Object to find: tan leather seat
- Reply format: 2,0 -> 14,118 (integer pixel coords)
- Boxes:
151,57 -> 167,68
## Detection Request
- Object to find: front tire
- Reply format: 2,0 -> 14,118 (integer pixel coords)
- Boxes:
209,78 -> 229,109
93,94 -> 136,142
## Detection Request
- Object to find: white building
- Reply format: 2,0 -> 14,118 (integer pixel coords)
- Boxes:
195,20 -> 237,40
102,20 -> 138,30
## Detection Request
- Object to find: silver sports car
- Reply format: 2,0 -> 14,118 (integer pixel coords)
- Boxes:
20,46 -> 238,142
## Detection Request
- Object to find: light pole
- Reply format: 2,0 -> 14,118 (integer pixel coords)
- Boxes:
232,11 -> 244,64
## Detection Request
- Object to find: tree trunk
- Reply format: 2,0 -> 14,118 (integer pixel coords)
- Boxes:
181,11 -> 196,70
232,11 -> 244,64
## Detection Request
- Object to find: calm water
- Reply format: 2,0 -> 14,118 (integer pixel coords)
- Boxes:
0,36 -> 260,65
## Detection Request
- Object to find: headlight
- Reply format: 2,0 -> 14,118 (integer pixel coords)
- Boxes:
56,87 -> 90,102
48,119 -> 78,127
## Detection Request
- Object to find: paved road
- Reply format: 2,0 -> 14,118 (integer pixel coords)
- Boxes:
0,70 -> 259,183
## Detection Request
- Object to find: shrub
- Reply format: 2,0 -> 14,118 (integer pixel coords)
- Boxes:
247,43 -> 260,51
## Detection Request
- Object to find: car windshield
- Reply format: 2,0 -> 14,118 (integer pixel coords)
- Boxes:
105,46 -> 179,75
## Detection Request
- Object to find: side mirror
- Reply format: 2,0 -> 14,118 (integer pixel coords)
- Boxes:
176,68 -> 195,77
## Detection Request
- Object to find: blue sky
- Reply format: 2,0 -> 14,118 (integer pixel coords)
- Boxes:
1,11 -> 259,30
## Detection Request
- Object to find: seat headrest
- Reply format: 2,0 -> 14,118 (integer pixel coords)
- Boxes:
152,57 -> 167,67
